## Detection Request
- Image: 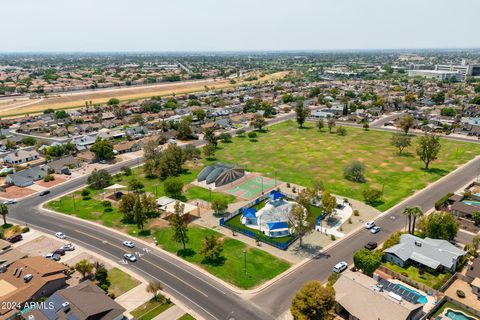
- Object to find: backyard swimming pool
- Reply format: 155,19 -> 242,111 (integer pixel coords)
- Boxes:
462,200 -> 480,207
445,309 -> 477,320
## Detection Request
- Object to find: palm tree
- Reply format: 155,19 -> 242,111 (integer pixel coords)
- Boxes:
0,203 -> 8,225
410,206 -> 424,234
146,280 -> 164,301
402,207 -> 414,234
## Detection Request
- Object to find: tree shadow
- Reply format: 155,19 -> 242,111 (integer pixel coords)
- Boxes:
249,139 -> 258,142
291,242 -> 322,256
368,199 -> 385,207
201,256 -> 226,266
399,152 -> 414,158
255,129 -> 268,133
138,229 -> 151,237
422,167 -> 448,175
177,248 -> 196,258
172,194 -> 188,202
299,126 -> 313,130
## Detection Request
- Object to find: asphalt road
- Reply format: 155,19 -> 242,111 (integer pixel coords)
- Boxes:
9,158 -> 273,320
7,111 -> 480,320
253,156 -> 480,318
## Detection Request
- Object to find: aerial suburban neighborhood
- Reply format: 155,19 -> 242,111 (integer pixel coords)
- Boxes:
0,1 -> 480,320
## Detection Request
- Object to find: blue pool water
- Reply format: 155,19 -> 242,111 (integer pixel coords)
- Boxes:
445,309 -> 477,320
462,200 -> 480,207
396,283 -> 428,304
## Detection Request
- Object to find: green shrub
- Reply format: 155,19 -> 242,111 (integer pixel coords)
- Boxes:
82,196 -> 91,201
22,227 -> 30,233
353,210 -> 359,216
43,175 -> 55,182
456,290 -> 465,298
331,235 -> 336,241
81,189 -> 90,197
102,200 -> 112,208
435,192 -> 454,210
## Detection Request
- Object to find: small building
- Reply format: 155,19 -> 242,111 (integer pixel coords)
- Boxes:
24,280 -> 126,320
6,167 -> 48,187
334,270 -> 424,320
76,150 -> 96,163
114,141 -> 141,154
3,150 -> 40,165
45,156 -> 82,174
383,234 -> 466,272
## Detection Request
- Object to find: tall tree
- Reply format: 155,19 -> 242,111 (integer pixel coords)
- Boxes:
295,99 -> 310,128
391,133 -> 412,155
133,196 -> 147,230
170,201 -> 189,251
419,211 -> 458,241
251,114 -> 267,131
176,118 -> 193,140
90,138 -> 114,161
0,203 -> 8,225
353,249 -> 382,274
200,235 -> 223,263
321,191 -> 337,220
396,114 -> 415,134
416,134 -> 441,169
204,127 -> 217,147
316,118 -> 325,132
410,206 -> 424,234
327,117 -> 336,133
87,169 -> 112,189
290,281 -> 335,320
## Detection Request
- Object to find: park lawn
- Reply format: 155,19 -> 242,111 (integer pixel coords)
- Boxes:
210,120 -> 480,211
185,186 -> 236,204
154,226 -> 290,289
224,214 -> 293,244
383,262 -> 452,290
131,298 -> 174,320
46,164 -> 203,235
107,267 -> 141,297
432,301 -> 478,318
178,314 -> 196,320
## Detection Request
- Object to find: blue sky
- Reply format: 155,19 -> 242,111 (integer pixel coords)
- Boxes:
2,0 -> 479,52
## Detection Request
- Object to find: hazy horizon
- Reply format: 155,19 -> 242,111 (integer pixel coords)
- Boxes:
2,0 -> 480,52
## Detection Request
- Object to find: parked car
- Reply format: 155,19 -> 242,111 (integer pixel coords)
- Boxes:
45,253 -> 61,261
52,248 -> 65,256
55,232 -> 66,239
364,221 -> 375,229
370,226 -> 381,234
364,241 -> 378,250
7,234 -> 23,243
333,261 -> 348,273
123,253 -> 137,262
122,240 -> 135,248
3,199 -> 17,205
62,243 -> 75,251
39,190 -> 51,196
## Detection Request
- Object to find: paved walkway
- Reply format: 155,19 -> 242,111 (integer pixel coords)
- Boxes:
152,305 -> 185,320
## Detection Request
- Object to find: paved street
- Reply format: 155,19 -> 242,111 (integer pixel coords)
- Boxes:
6,112 -> 480,319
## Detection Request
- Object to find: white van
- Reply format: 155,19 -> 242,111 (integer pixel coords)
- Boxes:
333,261 -> 348,273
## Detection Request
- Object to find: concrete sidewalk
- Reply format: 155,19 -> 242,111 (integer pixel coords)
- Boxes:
152,305 -> 185,320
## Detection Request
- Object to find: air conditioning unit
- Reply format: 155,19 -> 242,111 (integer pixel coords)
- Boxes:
61,302 -> 70,312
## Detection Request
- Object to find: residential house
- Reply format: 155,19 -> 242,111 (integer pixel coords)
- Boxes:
0,239 -> 27,269
45,156 -> 82,174
6,166 -> 48,187
76,150 -> 96,163
0,257 -> 68,319
3,150 -> 40,165
72,135 -> 96,151
23,280 -> 126,320
384,234 -> 466,272
333,271 -> 423,320
113,141 -> 141,154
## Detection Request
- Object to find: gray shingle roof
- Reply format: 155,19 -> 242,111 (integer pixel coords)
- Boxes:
384,234 -> 465,270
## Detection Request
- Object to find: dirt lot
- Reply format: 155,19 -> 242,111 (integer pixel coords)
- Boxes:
0,71 -> 288,117
0,185 -> 36,199
16,235 -> 64,256
36,175 -> 68,188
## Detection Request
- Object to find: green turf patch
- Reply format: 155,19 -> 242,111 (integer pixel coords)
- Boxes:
107,267 -> 141,297
208,120 -> 480,210
383,262 -> 452,290
131,298 -> 174,320
185,186 -> 236,204
154,226 -> 290,289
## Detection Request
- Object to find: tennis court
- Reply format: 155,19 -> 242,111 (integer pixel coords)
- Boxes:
224,175 -> 278,200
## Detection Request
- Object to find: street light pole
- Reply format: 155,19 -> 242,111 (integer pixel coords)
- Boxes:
72,193 -> 76,212
243,250 -> 247,275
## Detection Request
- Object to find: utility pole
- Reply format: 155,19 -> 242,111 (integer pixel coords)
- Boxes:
243,250 -> 247,275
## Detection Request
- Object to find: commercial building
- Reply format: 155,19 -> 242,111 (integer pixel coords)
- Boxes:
407,69 -> 462,82
435,60 -> 480,81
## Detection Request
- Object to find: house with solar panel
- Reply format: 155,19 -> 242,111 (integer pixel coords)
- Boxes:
197,163 -> 245,187
240,190 -> 297,237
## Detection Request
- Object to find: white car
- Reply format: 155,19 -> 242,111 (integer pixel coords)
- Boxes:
333,261 -> 348,273
122,240 -> 135,248
370,226 -> 381,234
55,232 -> 66,239
62,243 -> 75,251
3,199 -> 17,205
123,253 -> 137,262
364,221 -> 375,229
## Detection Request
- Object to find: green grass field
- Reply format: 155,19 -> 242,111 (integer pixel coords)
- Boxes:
131,298 -> 174,320
107,267 -> 141,297
185,186 -> 236,204
154,226 -> 290,289
212,120 -> 480,210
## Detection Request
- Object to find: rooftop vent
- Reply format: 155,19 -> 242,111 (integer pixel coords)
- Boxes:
62,302 -> 70,312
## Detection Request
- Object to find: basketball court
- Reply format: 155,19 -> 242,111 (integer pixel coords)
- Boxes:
224,175 -> 279,200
